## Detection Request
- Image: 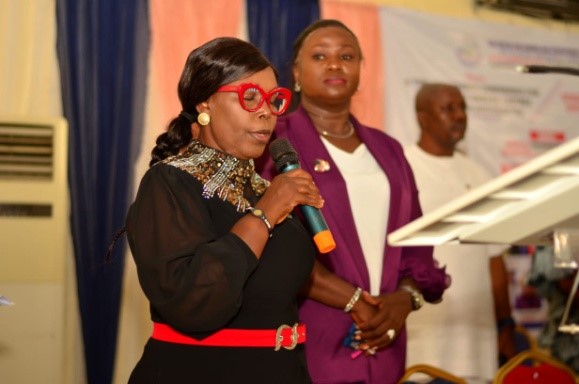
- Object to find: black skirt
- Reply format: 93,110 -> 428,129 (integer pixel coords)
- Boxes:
128,338 -> 311,384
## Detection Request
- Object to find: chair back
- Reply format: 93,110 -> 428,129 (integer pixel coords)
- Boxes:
493,350 -> 577,384
513,325 -> 538,353
399,364 -> 467,384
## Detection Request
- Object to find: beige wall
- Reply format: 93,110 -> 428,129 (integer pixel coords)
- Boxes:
334,0 -> 579,33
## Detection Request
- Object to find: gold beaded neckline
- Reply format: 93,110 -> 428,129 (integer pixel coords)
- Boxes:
162,140 -> 269,212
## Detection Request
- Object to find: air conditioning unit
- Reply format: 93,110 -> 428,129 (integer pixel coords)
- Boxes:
0,116 -> 70,383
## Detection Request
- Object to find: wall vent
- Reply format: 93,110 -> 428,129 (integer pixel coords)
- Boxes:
0,123 -> 54,180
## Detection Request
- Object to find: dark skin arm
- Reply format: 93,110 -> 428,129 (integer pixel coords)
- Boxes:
302,262 -> 416,353
300,260 -> 380,354
557,271 -> 579,302
300,260 -> 377,320
354,277 -> 415,351
231,168 -> 324,258
490,254 -> 517,364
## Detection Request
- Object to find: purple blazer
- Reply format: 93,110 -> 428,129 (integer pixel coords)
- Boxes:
260,107 -> 448,384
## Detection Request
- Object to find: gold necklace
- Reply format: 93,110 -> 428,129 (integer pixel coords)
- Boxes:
317,121 -> 355,139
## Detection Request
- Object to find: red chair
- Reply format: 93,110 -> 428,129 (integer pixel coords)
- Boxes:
493,350 -> 577,384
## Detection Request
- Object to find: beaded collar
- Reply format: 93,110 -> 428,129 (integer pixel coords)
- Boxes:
163,140 -> 269,212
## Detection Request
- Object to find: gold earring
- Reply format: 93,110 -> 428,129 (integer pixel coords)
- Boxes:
197,112 -> 211,126
293,82 -> 301,93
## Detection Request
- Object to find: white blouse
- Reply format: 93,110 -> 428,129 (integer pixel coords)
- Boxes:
322,138 -> 390,295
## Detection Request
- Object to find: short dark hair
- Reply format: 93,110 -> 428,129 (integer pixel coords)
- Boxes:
415,83 -> 462,112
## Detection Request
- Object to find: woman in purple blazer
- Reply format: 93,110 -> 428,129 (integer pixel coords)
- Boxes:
259,20 -> 450,383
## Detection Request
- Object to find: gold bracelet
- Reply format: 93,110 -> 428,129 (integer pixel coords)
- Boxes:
344,287 -> 363,313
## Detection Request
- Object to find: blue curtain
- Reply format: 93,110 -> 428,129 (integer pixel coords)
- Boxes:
56,1 -> 149,383
247,0 -> 320,90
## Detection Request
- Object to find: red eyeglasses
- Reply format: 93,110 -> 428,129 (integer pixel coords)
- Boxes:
216,83 -> 291,116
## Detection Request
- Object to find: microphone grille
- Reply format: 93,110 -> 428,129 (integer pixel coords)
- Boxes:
269,138 -> 299,170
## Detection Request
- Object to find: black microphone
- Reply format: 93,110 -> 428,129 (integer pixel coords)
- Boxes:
516,64 -> 579,77
269,138 -> 336,253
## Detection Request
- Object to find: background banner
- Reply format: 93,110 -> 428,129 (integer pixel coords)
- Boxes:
380,7 -> 579,176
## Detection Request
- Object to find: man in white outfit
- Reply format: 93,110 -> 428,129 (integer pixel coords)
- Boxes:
404,83 -> 516,383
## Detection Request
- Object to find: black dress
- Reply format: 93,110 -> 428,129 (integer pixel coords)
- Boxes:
125,148 -> 315,384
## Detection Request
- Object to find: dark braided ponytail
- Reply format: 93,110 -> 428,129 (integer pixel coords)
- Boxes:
149,115 -> 193,167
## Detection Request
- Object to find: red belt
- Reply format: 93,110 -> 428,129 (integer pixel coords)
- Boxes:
152,322 -> 306,351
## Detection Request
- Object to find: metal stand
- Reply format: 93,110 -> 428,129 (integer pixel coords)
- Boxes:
558,268 -> 579,334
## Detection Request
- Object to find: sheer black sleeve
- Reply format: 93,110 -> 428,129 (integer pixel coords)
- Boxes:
125,164 -> 259,335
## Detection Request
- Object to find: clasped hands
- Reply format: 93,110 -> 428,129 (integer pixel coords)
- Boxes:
348,290 -> 413,356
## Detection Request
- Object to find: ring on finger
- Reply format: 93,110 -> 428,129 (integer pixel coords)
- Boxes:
386,328 -> 396,339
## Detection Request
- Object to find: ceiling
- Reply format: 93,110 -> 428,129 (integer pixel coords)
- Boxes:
388,135 -> 579,246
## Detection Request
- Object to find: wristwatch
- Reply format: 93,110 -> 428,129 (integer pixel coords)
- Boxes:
249,207 -> 273,238
400,285 -> 424,310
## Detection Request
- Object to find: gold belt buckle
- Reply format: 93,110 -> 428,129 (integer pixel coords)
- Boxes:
275,323 -> 299,351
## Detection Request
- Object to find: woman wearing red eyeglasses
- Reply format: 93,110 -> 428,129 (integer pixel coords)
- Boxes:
125,37 -> 321,383
258,20 -> 450,384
